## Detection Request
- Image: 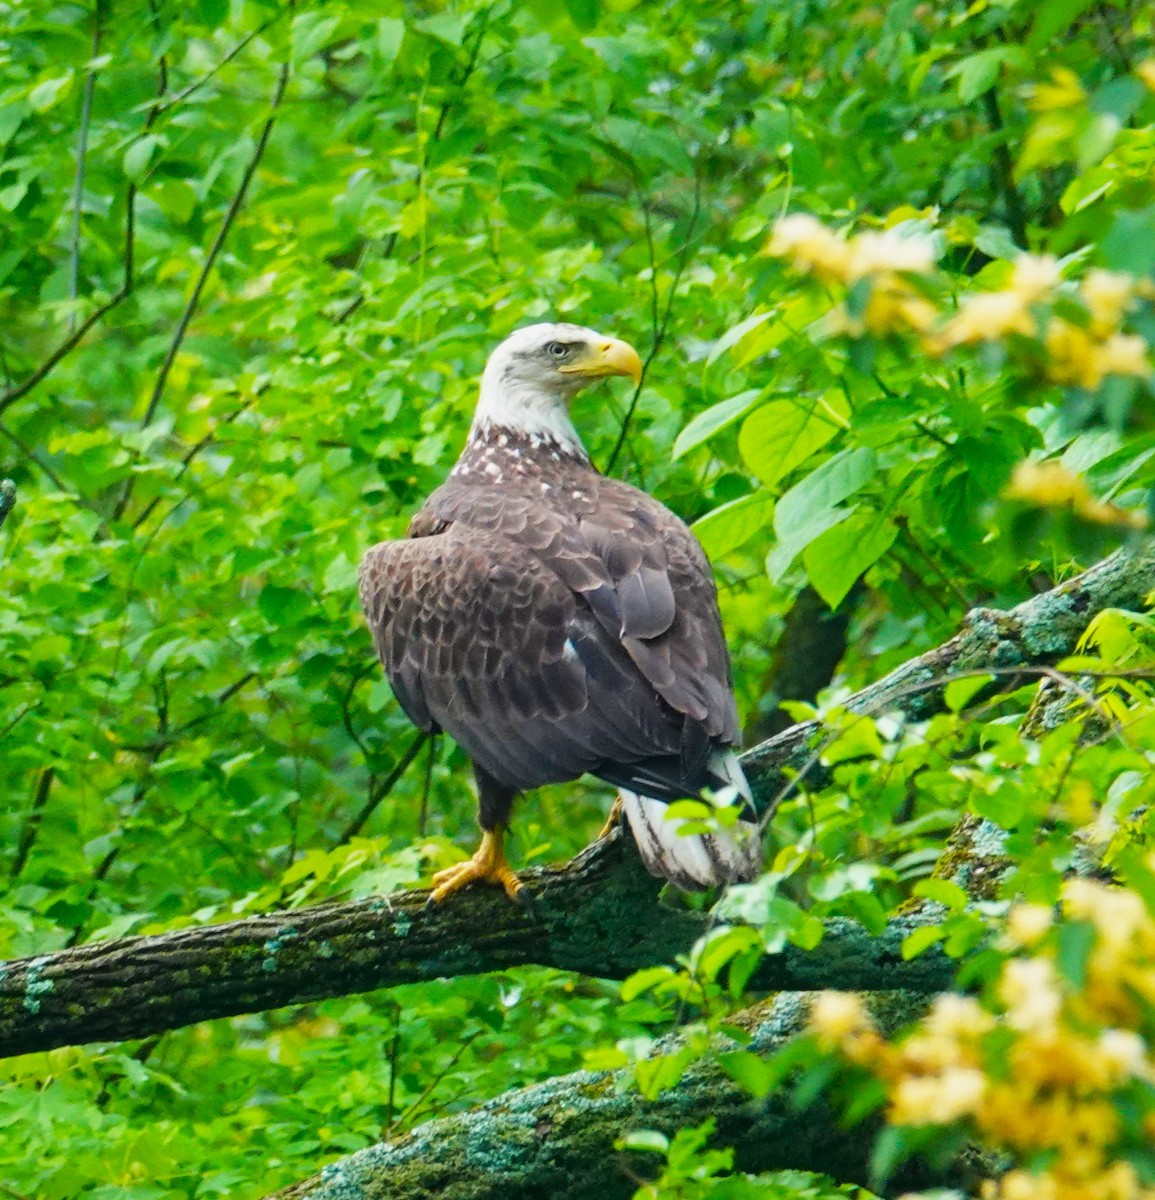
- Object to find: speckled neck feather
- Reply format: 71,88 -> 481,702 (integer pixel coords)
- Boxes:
451,427 -> 593,485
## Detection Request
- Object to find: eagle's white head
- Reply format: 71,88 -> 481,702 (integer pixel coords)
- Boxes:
470,323 -> 642,456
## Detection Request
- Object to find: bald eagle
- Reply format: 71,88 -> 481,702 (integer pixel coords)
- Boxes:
359,324 -> 761,901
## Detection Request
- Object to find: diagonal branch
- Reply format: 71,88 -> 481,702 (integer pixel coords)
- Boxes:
0,828 -> 953,1059
0,546 -> 1148,1059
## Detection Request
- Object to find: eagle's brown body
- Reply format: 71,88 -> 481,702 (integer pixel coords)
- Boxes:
359,324 -> 760,898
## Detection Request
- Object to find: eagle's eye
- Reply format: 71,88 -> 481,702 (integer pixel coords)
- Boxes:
544,341 -> 570,361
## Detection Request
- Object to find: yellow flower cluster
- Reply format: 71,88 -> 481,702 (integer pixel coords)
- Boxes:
810,877 -> 1155,1200
1002,461 -> 1149,530
766,214 -> 937,337
764,214 -> 1153,388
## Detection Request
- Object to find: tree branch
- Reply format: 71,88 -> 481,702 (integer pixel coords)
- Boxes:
742,545 -> 1155,812
265,990 -> 975,1200
0,827 -> 953,1059
0,546 -> 1149,1058
0,479 -> 14,530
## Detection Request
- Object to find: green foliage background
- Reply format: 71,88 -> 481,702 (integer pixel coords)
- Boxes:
1,0 -> 1153,1195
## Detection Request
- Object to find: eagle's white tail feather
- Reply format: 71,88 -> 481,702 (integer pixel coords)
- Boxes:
620,750 -> 761,891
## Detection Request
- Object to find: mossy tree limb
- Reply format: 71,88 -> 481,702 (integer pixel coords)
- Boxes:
743,545 -> 1155,810
266,991 -> 976,1200
0,828 -> 954,1058
0,479 -> 15,529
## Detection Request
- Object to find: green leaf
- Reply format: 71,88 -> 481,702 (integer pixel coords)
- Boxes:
973,225 -> 1020,261
766,507 -> 852,581
738,393 -> 847,488
376,18 -> 405,68
775,448 -> 876,529
1056,920 -> 1096,988
291,14 -> 342,63
717,1050 -> 778,1098
691,490 -> 775,559
198,0 -> 228,25
618,1129 -> 668,1154
944,674 -> 994,712
1027,0 -> 1096,51
562,0 -> 600,30
902,925 -> 945,960
913,878 -> 969,911
414,14 -> 467,44
28,73 -> 73,112
123,135 -> 162,184
949,47 -> 1028,104
601,116 -> 693,174
673,390 -> 762,459
802,510 -> 895,608
634,1047 -> 696,1099
707,310 -> 775,366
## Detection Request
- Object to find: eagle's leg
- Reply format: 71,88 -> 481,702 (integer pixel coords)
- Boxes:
428,767 -> 522,904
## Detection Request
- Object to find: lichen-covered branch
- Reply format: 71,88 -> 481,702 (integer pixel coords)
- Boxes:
0,828 -> 953,1058
266,991 -> 975,1200
0,547 -> 1149,1059
743,546 -> 1155,810
0,479 -> 15,529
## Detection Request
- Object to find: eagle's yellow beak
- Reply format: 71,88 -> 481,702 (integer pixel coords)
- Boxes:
559,337 -> 643,386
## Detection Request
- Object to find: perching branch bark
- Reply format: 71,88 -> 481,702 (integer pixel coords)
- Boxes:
0,827 -> 954,1059
0,546 -> 1150,1060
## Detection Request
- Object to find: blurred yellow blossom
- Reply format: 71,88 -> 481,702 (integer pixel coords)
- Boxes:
1137,60 -> 1155,92
826,880 -> 1155,1200
940,291 -> 1035,346
846,229 -> 937,278
1003,461 -> 1149,530
891,1067 -> 986,1125
1000,958 -> 1061,1032
809,990 -> 872,1047
1081,269 -> 1135,334
766,215 -> 936,286
1099,333 -> 1150,379
766,214 -> 851,281
1011,254 -> 1063,300
1004,903 -> 1053,947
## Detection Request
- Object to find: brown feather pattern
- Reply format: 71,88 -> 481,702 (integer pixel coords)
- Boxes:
359,429 -> 743,807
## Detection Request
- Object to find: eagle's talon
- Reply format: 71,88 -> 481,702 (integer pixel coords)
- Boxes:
426,827 -> 523,904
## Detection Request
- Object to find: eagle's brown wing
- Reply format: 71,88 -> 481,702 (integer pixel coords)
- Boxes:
358,523 -> 690,795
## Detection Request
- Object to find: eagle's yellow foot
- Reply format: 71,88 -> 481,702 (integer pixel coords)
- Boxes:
597,796 -> 624,840
428,827 -> 523,904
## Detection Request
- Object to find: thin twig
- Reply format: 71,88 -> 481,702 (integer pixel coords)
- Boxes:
981,87 -> 1027,249
129,400 -> 255,531
337,731 -> 428,845
68,1 -> 106,331
139,60 -> 291,432
387,1029 -> 482,1135
10,767 -> 55,879
156,16 -> 279,113
604,173 -> 703,476
0,288 -> 129,418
